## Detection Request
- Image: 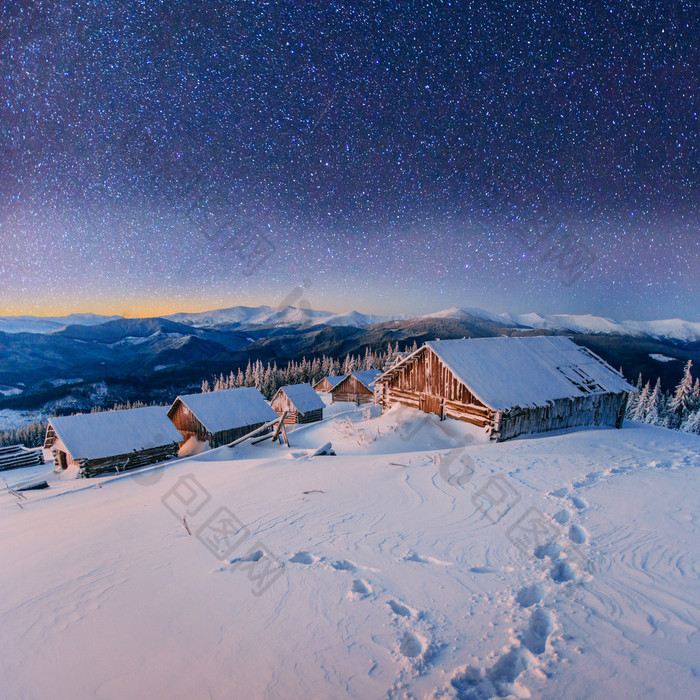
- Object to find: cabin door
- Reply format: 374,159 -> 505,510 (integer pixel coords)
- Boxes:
419,394 -> 442,416
57,451 -> 68,470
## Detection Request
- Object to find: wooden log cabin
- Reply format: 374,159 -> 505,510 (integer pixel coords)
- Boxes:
270,383 -> 325,424
312,375 -> 347,393
167,386 -> 279,448
374,337 -> 634,441
329,370 -> 382,404
44,406 -> 184,478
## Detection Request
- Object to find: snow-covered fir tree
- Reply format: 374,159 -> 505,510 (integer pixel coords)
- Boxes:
669,360 -> 695,428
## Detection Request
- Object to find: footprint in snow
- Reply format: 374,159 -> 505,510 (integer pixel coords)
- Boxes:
330,559 -> 357,572
451,646 -> 533,699
550,487 -> 569,498
470,566 -> 499,574
573,472 -> 601,489
568,524 -> 588,544
388,599 -> 413,618
550,560 -> 577,584
570,495 -> 588,510
516,584 -> 546,608
534,541 -> 562,560
350,579 -> 372,597
553,509 -> 572,524
522,608 -> 555,655
399,631 -> 424,658
289,551 -> 315,565
217,549 -> 265,571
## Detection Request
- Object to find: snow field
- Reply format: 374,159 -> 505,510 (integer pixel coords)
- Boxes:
1,409 -> 699,699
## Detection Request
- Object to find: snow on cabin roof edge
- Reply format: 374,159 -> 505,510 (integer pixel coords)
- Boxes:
170,386 -> 278,433
274,383 -> 326,412
348,369 -> 383,389
47,406 -> 183,461
313,374 -> 347,389
378,336 -> 634,412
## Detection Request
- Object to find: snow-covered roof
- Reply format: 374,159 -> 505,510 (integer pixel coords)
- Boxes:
170,387 -> 278,433
349,369 -> 382,390
314,375 -> 347,389
47,406 -> 183,460
380,336 -> 634,412
274,383 -> 326,413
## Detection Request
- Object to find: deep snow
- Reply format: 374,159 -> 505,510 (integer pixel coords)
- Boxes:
1,405 -> 699,699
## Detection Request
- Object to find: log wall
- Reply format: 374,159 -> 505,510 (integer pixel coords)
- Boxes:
76,443 -> 179,478
0,445 -> 45,471
376,348 -> 492,427
168,401 -> 207,443
495,392 -> 629,441
210,423 -> 268,447
331,376 -> 375,404
270,393 -> 323,424
313,378 -> 336,392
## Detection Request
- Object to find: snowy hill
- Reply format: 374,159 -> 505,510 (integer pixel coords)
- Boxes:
165,305 -> 399,329
1,407 -> 699,699
0,312 -> 123,334
499,312 -> 700,342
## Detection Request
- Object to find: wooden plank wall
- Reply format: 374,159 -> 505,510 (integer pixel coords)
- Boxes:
168,401 -> 207,442
377,348 -> 492,427
495,392 -> 629,441
331,376 -> 375,404
210,422 -> 269,447
271,392 -> 324,424
78,443 -> 180,478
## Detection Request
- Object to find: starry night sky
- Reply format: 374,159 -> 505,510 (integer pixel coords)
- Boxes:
1,0 -> 698,319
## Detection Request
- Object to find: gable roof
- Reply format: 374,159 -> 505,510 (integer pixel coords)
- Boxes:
273,383 -> 326,413
380,336 -> 633,412
47,406 -> 183,461
313,375 -> 347,390
169,387 -> 278,434
348,369 -> 382,390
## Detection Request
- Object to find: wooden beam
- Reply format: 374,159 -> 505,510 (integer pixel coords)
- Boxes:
271,412 -> 287,442
226,418 -> 280,448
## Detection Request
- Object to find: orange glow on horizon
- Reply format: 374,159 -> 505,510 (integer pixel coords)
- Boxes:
0,297 -> 267,319
0,293 -> 353,319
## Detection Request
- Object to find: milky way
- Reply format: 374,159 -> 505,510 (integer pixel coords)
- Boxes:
0,1 -> 697,318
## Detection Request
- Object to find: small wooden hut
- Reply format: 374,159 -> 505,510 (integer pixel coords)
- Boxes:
312,375 -> 347,393
329,370 -> 382,404
167,387 -> 279,448
44,406 -> 184,477
270,383 -> 325,424
374,336 -> 634,441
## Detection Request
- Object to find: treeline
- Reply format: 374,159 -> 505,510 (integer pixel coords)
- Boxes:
625,360 -> 700,434
201,342 -> 415,398
0,400 -> 156,449
0,421 -> 47,449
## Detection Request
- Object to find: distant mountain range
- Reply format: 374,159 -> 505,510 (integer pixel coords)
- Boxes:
0,305 -> 698,422
2,305 -> 699,341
